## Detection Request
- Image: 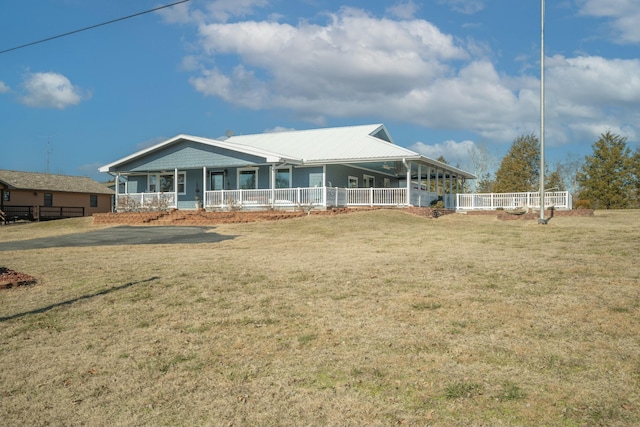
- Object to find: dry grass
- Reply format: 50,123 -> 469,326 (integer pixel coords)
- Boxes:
1,209 -> 639,426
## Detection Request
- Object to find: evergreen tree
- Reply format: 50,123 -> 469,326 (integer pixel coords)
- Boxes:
631,148 -> 640,206
546,168 -> 565,192
493,134 -> 540,193
577,132 -> 634,209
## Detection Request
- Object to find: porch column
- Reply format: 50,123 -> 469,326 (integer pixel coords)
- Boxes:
427,167 -> 431,204
435,168 -> 439,199
417,163 -> 422,207
449,172 -> 453,208
456,175 -> 460,209
322,165 -> 327,208
443,172 -> 447,207
115,173 -> 120,213
174,168 -> 178,209
270,164 -> 276,208
202,166 -> 207,209
405,161 -> 411,206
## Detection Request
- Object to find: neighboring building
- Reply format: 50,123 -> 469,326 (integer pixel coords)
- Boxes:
0,170 -> 114,222
99,124 -> 475,211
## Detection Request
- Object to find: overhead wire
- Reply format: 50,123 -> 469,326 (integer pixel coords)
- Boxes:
0,0 -> 191,55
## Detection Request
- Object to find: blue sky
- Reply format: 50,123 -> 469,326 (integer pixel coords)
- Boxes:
1,0 -> 639,182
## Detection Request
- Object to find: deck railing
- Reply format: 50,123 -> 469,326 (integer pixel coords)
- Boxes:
456,191 -> 572,210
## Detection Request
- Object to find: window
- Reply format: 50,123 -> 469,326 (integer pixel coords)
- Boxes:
44,193 -> 53,207
160,174 -> 174,192
3,190 -> 9,201
148,172 -> 186,194
275,167 -> 291,188
309,173 -> 323,188
149,175 -> 157,192
348,176 -> 358,188
90,195 -> 98,207
238,168 -> 258,189
383,178 -> 391,188
363,175 -> 375,188
210,171 -> 224,190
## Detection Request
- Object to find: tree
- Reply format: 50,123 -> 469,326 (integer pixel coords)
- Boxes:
577,131 -> 634,209
546,166 -> 565,192
557,153 -> 583,199
630,148 -> 640,206
467,142 -> 498,193
493,134 -> 540,193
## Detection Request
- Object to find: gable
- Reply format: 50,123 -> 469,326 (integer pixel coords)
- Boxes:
113,140 -> 272,172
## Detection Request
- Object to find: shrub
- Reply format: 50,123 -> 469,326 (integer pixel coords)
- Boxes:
575,199 -> 591,209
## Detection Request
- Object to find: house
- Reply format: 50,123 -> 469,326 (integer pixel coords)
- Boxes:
0,170 -> 114,222
98,124 -> 475,212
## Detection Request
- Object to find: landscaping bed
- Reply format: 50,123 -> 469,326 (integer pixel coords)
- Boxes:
0,267 -> 37,289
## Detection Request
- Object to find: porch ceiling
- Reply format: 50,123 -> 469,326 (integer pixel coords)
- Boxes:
336,158 -> 476,179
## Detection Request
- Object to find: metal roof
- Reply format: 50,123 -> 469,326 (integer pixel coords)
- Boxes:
225,124 -> 421,163
0,170 -> 114,194
98,124 -> 475,179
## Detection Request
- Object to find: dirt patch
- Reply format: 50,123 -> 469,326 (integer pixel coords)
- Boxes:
0,267 -> 37,289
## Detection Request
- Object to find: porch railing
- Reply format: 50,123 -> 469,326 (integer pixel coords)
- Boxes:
347,188 -> 408,206
116,186 -> 468,211
456,191 -> 572,210
116,193 -> 176,211
205,187 -> 325,209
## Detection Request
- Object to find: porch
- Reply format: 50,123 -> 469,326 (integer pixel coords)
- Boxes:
114,186 -> 451,211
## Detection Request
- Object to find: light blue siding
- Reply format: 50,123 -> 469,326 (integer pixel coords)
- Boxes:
115,140 -> 267,173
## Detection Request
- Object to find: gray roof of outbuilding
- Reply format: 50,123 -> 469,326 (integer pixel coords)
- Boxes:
0,170 -> 114,194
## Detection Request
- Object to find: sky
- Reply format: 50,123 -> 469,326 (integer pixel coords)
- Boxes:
1,0 -> 639,183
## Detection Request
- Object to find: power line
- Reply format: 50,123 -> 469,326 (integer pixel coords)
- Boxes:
0,0 -> 190,55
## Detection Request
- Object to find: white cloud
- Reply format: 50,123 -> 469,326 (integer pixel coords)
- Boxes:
578,0 -> 640,43
386,1 -> 420,19
19,72 -> 88,109
437,0 -> 485,15
158,0 -> 269,24
175,5 -> 640,146
264,126 -> 296,133
409,139 -> 477,165
0,81 -> 9,93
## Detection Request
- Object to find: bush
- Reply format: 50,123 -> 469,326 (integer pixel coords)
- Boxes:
575,199 -> 591,210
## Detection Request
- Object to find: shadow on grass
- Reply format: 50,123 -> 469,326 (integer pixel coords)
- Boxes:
0,276 -> 159,322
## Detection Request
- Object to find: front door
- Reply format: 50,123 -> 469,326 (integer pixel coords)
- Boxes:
363,175 -> 375,188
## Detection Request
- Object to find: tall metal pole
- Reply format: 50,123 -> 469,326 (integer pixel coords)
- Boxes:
538,0 -> 547,224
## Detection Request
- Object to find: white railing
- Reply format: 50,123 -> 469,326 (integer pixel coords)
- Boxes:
326,187 -> 348,208
205,187 -> 325,209
456,191 -> 572,210
116,193 -> 176,211
347,188 -> 408,206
